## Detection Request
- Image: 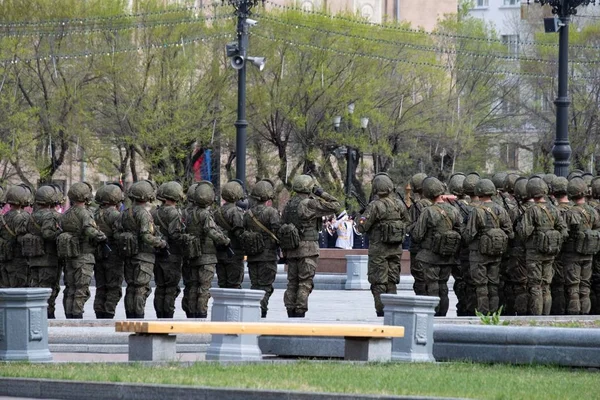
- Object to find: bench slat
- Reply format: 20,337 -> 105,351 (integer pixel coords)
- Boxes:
115,321 -> 404,338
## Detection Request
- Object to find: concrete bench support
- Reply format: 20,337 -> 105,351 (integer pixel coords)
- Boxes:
344,337 -> 391,361
0,288 -> 52,362
129,334 -> 176,361
382,294 -> 439,362
206,288 -> 264,362
344,255 -> 370,290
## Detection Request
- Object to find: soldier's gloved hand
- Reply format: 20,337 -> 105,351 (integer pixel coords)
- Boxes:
157,240 -> 168,249
96,233 -> 107,243
312,186 -> 324,197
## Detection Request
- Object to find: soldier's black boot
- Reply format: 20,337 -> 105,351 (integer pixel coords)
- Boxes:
185,312 -> 194,318
65,313 -> 73,319
47,311 -> 55,319
105,313 -> 115,319
376,311 -> 384,317
156,312 -> 164,319
196,312 -> 208,319
71,314 -> 83,319
96,312 -> 107,319
294,311 -> 306,318
287,309 -> 296,318
261,310 -> 267,318
163,312 -> 174,319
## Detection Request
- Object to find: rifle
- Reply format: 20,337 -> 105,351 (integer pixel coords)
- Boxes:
393,188 -> 410,211
449,199 -> 469,222
498,191 -> 512,213
350,191 -> 368,213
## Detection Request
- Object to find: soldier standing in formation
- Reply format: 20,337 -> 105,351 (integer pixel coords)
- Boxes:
411,177 -> 461,316
59,182 -> 106,319
281,175 -> 340,318
214,180 -> 246,289
93,183 -> 124,319
152,181 -> 185,319
244,179 -> 281,318
407,173 -> 430,296
550,177 -> 571,315
27,185 -> 63,319
119,180 -> 166,319
181,183 -> 199,318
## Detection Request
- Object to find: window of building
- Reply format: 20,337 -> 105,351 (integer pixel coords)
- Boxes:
503,0 -> 519,5
476,0 -> 489,7
501,143 -> 519,169
502,34 -> 519,56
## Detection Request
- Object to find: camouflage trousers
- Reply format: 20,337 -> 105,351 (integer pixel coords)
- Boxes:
419,261 -> 452,317
93,253 -> 124,318
153,254 -> 182,318
284,256 -> 317,315
455,249 -> 471,316
247,261 -> 277,315
592,256 -> 600,315
181,264 -> 215,318
30,265 -> 61,317
461,254 -> 477,316
0,258 -> 29,288
124,257 -> 154,318
551,255 -> 567,315
562,254 -> 592,315
367,253 -> 401,315
63,254 -> 94,318
216,256 -> 245,289
526,257 -> 554,316
504,249 -> 528,316
410,251 -> 426,296
469,252 -> 501,315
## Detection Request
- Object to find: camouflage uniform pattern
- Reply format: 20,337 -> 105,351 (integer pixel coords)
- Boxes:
244,203 -> 281,316
214,203 -> 245,289
283,192 -> 340,317
408,197 -> 433,296
411,203 -> 461,316
28,207 -> 62,318
0,208 -> 30,288
151,205 -> 185,318
93,206 -> 123,318
551,201 -> 572,315
61,205 -> 106,318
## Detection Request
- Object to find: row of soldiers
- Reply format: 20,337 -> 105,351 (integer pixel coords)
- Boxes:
0,175 -> 341,319
407,170 -> 600,317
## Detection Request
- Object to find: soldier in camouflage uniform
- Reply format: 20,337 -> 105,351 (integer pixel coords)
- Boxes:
411,177 -> 461,316
181,183 -> 199,318
0,185 -> 33,289
560,177 -> 600,315
504,177 -> 534,316
281,175 -> 340,318
92,184 -> 124,319
446,173 -> 469,316
151,181 -> 185,318
244,179 -> 281,318
407,173 -> 429,296
550,177 -> 571,315
516,177 -> 568,315
462,179 -> 513,315
183,181 -> 230,318
214,180 -> 246,289
591,178 -> 600,314
460,172 -> 481,315
60,182 -> 107,318
119,180 -> 166,318
27,185 -> 63,318
357,173 -> 410,317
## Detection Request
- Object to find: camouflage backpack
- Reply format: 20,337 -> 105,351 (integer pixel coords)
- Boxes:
535,206 -> 563,256
431,205 -> 461,256
476,206 -> 508,257
56,232 -> 81,258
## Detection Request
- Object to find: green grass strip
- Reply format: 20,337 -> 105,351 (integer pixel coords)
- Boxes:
1,361 -> 599,399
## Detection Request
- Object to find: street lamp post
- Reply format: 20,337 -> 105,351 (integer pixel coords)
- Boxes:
533,0 -> 596,177
224,0 -> 265,187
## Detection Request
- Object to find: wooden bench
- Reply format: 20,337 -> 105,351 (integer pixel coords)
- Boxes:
116,321 -> 405,362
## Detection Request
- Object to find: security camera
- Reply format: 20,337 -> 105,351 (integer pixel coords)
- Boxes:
245,18 -> 258,26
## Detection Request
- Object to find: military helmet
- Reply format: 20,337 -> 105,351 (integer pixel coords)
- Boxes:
551,177 -> 569,197
491,172 -> 507,191
251,180 -> 275,202
543,173 -> 557,187
292,174 -> 314,194
475,179 -> 496,197
592,177 -> 600,199
447,173 -> 465,196
409,173 -> 428,194
422,177 -> 445,199
567,170 -> 583,180
67,182 -> 93,203
195,180 -> 215,207
463,173 -> 480,197
526,176 -> 549,199
158,181 -> 184,203
5,184 -> 31,206
96,183 -> 124,205
50,184 -> 65,205
514,177 -> 529,201
35,185 -> 57,206
582,173 -> 594,192
221,180 -> 245,202
503,173 -> 520,194
567,177 -> 588,199
372,172 -> 395,197
186,183 -> 199,203
128,180 -> 156,202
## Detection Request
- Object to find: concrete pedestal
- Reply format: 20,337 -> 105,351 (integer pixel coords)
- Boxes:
345,337 -> 391,361
206,288 -> 264,361
0,288 -> 52,362
129,334 -> 176,361
382,294 -> 439,363
344,255 -> 370,290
